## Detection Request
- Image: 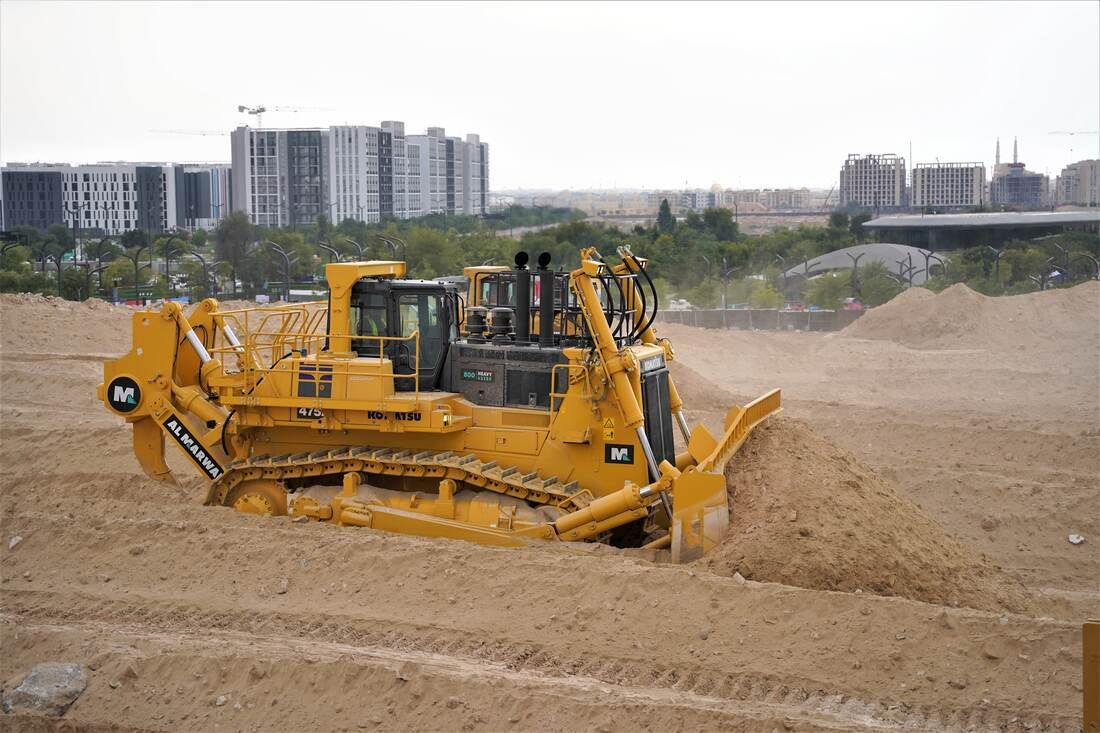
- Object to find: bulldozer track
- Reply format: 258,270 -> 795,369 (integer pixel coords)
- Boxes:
0,588 -> 1076,732
212,447 -> 594,512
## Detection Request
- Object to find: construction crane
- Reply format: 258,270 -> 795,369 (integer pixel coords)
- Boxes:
237,104 -> 332,127
1047,130 -> 1100,160
150,129 -> 228,137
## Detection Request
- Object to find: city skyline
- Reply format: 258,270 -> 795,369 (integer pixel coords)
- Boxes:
2,2 -> 1098,190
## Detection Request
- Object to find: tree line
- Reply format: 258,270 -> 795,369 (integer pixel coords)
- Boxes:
1,202 -> 1096,311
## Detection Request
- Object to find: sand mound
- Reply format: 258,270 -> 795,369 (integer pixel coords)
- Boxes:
1,294 -> 135,354
841,280 -> 1100,350
701,415 -> 1030,612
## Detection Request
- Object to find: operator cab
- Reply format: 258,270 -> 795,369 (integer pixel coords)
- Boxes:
349,278 -> 461,391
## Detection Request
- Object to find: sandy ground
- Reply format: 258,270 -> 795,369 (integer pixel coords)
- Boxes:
1,284 -> 1097,731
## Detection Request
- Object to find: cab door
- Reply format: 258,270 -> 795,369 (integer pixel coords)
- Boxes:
394,290 -> 452,390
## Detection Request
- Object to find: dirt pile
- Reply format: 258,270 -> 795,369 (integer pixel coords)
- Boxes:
701,415 -> 1030,613
1,294 -> 134,355
841,280 -> 1100,350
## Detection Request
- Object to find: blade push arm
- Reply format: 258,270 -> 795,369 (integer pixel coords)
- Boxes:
100,301 -> 232,484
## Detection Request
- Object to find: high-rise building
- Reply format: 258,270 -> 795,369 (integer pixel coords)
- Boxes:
407,128 -> 490,216
0,162 -> 230,236
327,122 -> 420,224
839,154 -> 907,209
910,163 -> 986,208
232,122 -> 487,225
462,133 -> 489,216
230,127 -> 330,228
178,164 -> 232,230
989,138 -> 1049,208
1055,159 -> 1100,206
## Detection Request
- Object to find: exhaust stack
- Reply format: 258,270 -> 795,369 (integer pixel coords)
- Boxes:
538,252 -> 554,348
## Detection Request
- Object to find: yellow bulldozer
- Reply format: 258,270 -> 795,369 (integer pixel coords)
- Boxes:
98,246 -> 780,561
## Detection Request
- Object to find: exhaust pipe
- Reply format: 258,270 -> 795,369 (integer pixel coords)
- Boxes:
514,252 -> 531,342
538,252 -> 554,348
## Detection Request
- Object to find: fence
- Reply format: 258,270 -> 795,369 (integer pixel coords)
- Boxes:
656,308 -> 864,332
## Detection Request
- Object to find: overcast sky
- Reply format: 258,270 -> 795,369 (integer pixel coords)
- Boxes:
2,1 -> 1098,190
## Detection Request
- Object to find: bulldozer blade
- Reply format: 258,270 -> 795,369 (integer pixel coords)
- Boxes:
670,388 -> 782,563
670,469 -> 729,563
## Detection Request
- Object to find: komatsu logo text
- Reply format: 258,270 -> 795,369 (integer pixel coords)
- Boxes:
164,413 -> 224,480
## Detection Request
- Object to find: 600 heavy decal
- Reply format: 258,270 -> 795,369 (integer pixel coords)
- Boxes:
164,413 -> 224,480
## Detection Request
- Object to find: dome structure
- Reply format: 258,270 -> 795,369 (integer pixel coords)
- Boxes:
782,243 -> 947,285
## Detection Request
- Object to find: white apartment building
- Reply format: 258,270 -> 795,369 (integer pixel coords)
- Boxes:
231,122 -> 487,226
408,128 -> 448,215
328,122 -> 421,224
463,134 -> 489,216
1055,159 -> 1100,206
839,154 -> 907,209
910,163 -> 986,208
230,127 -> 330,228
407,127 -> 489,216
2,162 -> 181,235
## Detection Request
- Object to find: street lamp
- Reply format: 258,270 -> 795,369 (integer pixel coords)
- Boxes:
375,235 -> 407,261
266,240 -> 296,301
318,240 -> 342,263
342,236 -> 365,260
721,259 -> 741,310
986,245 -> 1006,287
161,231 -> 186,297
88,235 -> 117,296
190,251 -> 224,298
45,243 -> 75,297
63,201 -> 90,260
845,251 -> 866,298
119,243 -> 151,296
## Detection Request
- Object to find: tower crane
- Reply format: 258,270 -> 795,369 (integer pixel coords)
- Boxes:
237,104 -> 333,127
1047,130 -> 1100,160
150,129 -> 228,137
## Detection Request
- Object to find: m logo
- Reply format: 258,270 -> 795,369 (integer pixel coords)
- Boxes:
604,443 -> 635,465
106,376 -> 141,413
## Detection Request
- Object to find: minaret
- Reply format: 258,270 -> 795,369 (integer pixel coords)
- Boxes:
995,138 -> 1000,166
1013,137 -> 1018,164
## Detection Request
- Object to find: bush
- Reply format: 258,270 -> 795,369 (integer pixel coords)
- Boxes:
0,268 -> 52,295
805,272 -> 848,310
748,282 -> 783,309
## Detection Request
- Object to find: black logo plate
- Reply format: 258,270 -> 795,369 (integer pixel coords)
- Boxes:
604,443 -> 635,464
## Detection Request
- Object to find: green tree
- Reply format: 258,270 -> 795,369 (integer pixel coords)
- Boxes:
849,211 -> 872,242
684,209 -> 705,232
805,272 -> 849,310
214,211 -> 255,295
858,261 -> 904,306
657,199 -> 675,233
748,281 -> 783,309
703,207 -> 738,242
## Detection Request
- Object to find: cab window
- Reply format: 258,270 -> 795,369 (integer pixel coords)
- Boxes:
355,292 -> 388,356
397,293 -> 443,369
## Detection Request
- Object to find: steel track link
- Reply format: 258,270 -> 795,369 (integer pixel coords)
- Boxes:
0,588 -> 1075,733
210,446 -> 592,512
